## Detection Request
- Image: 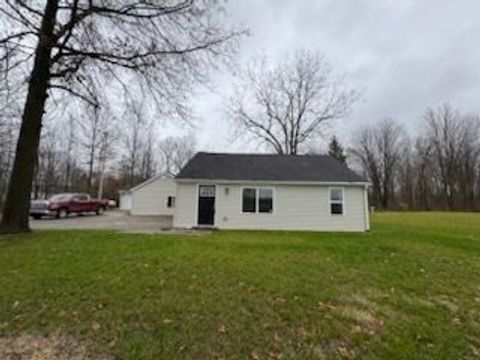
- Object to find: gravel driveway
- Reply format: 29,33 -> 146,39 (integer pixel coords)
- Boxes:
30,211 -> 174,233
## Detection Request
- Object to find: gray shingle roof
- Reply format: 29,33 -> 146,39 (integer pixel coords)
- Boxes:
176,152 -> 366,183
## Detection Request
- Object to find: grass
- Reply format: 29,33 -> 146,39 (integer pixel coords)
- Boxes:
0,212 -> 479,359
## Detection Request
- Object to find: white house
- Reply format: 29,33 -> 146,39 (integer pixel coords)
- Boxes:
119,176 -> 176,216
173,153 -> 370,232
120,153 -> 370,232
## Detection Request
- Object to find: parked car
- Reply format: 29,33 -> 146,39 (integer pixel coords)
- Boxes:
30,193 -> 109,219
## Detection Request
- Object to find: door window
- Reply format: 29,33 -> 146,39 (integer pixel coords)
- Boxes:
199,185 -> 215,197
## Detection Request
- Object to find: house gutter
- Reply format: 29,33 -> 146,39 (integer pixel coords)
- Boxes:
175,179 -> 371,186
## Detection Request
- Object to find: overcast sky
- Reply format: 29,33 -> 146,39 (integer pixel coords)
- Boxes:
187,0 -> 480,152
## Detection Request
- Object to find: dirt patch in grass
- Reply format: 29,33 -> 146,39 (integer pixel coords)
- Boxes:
401,295 -> 436,309
0,334 -> 112,360
341,306 -> 384,335
319,293 -> 386,336
434,295 -> 459,313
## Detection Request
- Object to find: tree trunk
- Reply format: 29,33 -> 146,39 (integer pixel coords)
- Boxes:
0,0 -> 59,234
87,144 -> 95,195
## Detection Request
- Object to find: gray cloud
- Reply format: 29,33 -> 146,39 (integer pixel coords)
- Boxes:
193,0 -> 480,151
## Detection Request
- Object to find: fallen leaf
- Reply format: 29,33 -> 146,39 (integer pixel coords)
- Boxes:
273,332 -> 282,343
317,300 -> 336,311
337,346 -> 355,359
470,344 -> 480,357
218,325 -> 226,334
92,322 -> 101,331
268,351 -> 283,359
350,325 -> 363,334
297,327 -> 309,338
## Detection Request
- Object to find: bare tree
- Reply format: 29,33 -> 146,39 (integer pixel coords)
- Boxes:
63,115 -> 77,192
140,132 -> 156,181
34,127 -> 62,198
396,138 -> 415,209
457,114 -> 480,210
228,50 -> 357,154
96,127 -> 117,199
351,118 -> 405,209
159,134 -> 196,177
0,74 -> 20,209
0,0 -> 243,233
349,105 -> 480,211
423,105 -> 463,210
420,105 -> 480,210
0,117 -> 18,207
412,137 -> 434,210
121,100 -> 149,187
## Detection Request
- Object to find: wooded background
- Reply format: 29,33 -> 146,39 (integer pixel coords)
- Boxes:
0,2 -> 478,213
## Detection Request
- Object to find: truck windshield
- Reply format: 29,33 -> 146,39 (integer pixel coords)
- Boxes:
49,195 -> 72,202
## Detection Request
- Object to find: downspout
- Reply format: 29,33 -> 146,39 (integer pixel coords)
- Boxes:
364,184 -> 370,231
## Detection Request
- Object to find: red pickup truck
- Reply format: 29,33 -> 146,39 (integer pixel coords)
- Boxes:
30,193 -> 109,219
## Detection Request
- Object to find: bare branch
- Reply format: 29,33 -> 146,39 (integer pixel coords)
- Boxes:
228,50 -> 358,154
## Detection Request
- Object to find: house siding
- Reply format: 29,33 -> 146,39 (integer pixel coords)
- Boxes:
130,178 -> 176,216
119,193 -> 132,211
174,182 -> 369,231
174,182 -> 198,226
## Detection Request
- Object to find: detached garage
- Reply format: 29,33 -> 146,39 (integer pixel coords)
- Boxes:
119,176 -> 176,216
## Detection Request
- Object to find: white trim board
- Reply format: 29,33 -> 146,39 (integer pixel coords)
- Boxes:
176,179 -> 370,186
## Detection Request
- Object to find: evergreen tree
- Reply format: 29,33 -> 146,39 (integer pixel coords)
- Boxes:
328,136 -> 347,164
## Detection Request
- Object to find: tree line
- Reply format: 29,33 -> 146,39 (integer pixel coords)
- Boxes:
350,105 -> 480,211
0,100 -> 196,209
226,51 -> 480,211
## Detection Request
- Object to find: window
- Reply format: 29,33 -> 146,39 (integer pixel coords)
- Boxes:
73,194 -> 88,201
199,185 -> 215,198
167,196 -> 176,208
259,188 -> 273,213
330,188 -> 344,215
242,188 -> 256,213
242,187 -> 274,214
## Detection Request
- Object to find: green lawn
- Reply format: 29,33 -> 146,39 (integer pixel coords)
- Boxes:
0,212 -> 479,359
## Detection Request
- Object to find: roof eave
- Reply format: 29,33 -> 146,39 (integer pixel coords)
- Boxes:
125,175 -> 174,193
175,178 -> 370,186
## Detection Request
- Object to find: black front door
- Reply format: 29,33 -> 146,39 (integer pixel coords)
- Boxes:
198,185 -> 215,226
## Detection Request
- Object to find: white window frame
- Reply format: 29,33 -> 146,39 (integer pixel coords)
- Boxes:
167,196 -> 176,208
241,186 -> 275,214
329,187 -> 345,216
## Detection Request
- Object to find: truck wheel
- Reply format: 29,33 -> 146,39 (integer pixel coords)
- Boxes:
56,208 -> 68,219
96,206 -> 105,216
